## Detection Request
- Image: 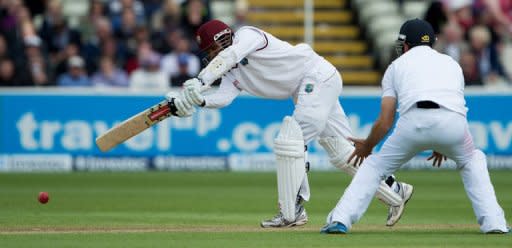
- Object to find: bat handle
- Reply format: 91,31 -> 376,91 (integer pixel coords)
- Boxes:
167,98 -> 179,116
197,77 -> 211,93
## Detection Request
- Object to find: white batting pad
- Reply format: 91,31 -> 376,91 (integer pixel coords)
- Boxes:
318,137 -> 402,207
274,116 -> 306,222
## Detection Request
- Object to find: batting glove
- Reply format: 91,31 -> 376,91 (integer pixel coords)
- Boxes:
165,91 -> 195,117
183,78 -> 206,106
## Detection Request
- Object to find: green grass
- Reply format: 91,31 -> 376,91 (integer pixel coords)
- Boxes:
0,170 -> 510,247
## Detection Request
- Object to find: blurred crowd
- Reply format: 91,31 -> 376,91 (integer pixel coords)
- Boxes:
1,0 -> 511,88
422,0 -> 512,87
0,0 -> 215,89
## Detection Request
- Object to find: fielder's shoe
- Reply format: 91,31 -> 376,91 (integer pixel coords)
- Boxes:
260,205 -> 308,228
320,222 -> 348,234
485,226 -> 510,234
386,182 -> 414,226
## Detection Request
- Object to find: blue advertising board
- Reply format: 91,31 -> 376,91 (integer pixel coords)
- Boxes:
1,89 -> 511,171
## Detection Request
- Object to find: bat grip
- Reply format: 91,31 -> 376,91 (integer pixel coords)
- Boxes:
167,98 -> 179,116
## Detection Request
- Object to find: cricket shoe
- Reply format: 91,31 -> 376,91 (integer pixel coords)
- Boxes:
260,205 -> 308,228
485,226 -> 510,234
320,222 -> 348,234
386,182 -> 414,226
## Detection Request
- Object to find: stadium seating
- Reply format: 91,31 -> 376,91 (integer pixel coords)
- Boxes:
246,0 -> 381,85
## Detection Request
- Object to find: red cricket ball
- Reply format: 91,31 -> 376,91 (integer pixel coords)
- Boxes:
38,192 -> 49,204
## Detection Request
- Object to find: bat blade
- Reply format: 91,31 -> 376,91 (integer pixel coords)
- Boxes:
95,100 -> 172,152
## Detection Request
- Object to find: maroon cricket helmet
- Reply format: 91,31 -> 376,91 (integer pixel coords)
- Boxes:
196,20 -> 233,64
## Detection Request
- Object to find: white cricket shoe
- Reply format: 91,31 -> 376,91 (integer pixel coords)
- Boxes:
260,205 -> 308,228
485,226 -> 510,234
386,182 -> 414,226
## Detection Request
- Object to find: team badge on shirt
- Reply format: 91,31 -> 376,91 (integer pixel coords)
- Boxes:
305,83 -> 314,93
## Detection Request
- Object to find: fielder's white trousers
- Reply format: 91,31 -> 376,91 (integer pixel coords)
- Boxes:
328,107 -> 508,233
291,65 -> 353,201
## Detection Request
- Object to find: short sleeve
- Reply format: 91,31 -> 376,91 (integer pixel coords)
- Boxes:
381,63 -> 396,98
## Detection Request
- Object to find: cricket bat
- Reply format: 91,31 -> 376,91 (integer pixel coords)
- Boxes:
95,100 -> 173,152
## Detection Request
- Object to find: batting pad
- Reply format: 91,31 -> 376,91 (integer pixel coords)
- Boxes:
319,137 -> 402,207
274,116 -> 306,222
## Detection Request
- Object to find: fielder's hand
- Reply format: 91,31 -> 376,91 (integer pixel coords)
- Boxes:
427,151 -> 447,167
165,91 -> 195,117
347,137 -> 372,167
183,78 -> 206,106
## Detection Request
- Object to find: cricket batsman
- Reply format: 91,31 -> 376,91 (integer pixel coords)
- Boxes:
166,19 -> 413,227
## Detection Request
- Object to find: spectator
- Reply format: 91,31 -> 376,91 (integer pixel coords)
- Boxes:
161,36 -> 200,80
83,17 -> 116,74
130,51 -> 168,90
23,35 -> 49,86
134,25 -> 150,45
170,54 -> 193,87
115,8 -> 141,53
1,1 -> 33,59
79,0 -> 107,43
233,0 -> 249,31
142,0 -> 162,21
447,0 -> 474,33
22,0 -> 45,17
154,28 -> 184,55
150,1 -> 183,54
0,0 -> 22,33
109,0 -> 145,33
468,25 -> 508,84
57,56 -> 91,87
53,43 -> 80,80
180,0 -> 210,41
460,50 -> 483,85
435,21 -> 468,62
0,34 -> 9,60
39,0 -> 81,54
92,56 -> 129,87
151,0 -> 181,31
0,58 -> 19,86
478,0 -> 512,35
39,1 -> 81,70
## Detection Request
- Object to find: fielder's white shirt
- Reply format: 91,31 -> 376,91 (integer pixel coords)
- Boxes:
381,46 -> 468,116
204,26 -> 333,108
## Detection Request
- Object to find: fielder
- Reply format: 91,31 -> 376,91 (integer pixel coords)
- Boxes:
166,19 -> 414,228
321,19 -> 510,234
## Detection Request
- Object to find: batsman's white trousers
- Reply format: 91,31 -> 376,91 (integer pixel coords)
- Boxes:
328,107 -> 508,233
291,63 -> 353,201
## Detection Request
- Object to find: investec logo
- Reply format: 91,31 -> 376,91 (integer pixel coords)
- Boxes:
15,111 -> 221,151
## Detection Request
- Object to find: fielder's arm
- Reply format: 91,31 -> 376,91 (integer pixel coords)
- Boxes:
365,97 -> 397,149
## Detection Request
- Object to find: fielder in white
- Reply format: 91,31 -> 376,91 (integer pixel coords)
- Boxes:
166,19 -> 414,228
321,19 -> 510,234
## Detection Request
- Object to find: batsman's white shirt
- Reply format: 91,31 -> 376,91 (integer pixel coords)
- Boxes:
203,26 -> 352,143
204,26 -> 334,101
327,46 -> 508,233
